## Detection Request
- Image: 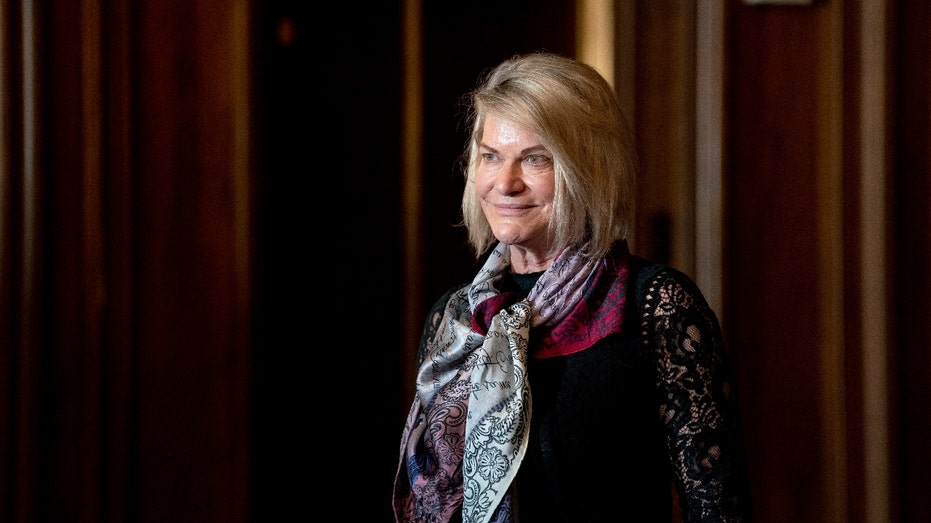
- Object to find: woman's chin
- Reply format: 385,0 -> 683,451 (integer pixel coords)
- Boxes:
493,233 -> 523,246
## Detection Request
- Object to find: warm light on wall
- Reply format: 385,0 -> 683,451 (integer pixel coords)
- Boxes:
575,0 -> 614,87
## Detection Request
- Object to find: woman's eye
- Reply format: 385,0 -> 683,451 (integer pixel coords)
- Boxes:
481,152 -> 497,162
525,154 -> 551,167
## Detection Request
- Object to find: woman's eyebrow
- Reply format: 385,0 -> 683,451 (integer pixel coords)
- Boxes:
478,143 -> 548,155
520,145 -> 549,155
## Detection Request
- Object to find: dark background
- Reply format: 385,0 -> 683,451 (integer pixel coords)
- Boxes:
250,2 -> 574,519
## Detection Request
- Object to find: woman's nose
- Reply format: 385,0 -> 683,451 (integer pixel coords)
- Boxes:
495,161 -> 525,193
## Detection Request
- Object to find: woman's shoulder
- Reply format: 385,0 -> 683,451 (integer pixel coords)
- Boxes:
415,282 -> 471,366
427,282 -> 470,315
630,254 -> 699,282
628,256 -> 711,311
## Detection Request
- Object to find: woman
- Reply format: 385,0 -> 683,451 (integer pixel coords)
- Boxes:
393,52 -> 752,522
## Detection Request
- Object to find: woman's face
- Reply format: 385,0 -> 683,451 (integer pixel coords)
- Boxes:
475,114 -> 556,255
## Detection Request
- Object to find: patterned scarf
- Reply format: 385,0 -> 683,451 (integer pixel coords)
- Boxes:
393,241 -> 631,523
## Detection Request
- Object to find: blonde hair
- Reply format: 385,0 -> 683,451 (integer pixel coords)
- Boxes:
460,52 -> 637,260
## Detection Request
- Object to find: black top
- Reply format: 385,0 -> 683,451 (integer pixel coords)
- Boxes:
418,257 -> 753,522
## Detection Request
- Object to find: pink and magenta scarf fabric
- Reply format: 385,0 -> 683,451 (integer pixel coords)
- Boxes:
393,241 -> 631,523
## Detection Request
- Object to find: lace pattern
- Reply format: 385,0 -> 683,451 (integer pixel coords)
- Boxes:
641,268 -> 751,522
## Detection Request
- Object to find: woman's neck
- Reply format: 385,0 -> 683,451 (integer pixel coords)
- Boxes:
508,245 -> 559,273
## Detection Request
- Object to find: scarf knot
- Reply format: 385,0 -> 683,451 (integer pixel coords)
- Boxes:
471,292 -> 522,335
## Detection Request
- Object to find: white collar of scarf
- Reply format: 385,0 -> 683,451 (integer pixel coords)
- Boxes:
394,242 -> 601,523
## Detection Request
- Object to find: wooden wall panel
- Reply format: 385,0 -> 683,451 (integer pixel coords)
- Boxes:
0,1 -> 38,520
0,1 -> 252,521
633,1 -> 696,272
43,3 -> 105,519
132,1 -> 252,521
724,2 -> 843,521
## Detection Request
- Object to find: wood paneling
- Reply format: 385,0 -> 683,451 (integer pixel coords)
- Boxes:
633,1 -> 697,272
1,1 -> 252,521
3,1 -> 927,522
132,2 -> 251,520
725,3 -> 843,521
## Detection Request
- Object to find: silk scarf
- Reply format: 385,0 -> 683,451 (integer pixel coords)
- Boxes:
393,241 -> 631,523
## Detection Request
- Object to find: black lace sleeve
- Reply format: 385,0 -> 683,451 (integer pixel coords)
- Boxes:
640,268 -> 753,522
